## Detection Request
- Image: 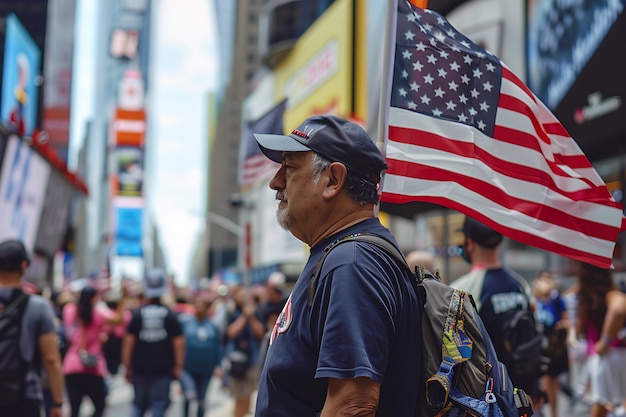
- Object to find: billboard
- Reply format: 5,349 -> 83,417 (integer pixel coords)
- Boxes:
274,0 -> 355,130
112,197 -> 143,256
111,108 -> 146,146
0,135 -> 50,251
115,147 -> 144,197
527,0 -> 625,110
1,14 -> 41,136
42,0 -> 77,162
35,170 -> 74,257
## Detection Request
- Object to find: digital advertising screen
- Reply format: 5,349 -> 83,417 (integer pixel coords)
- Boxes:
1,14 -> 41,136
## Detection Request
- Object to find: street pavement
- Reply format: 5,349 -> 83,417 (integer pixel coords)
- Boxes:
73,373 -> 597,417
75,375 -> 249,417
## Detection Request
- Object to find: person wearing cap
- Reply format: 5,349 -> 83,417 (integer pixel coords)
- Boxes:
122,268 -> 184,417
0,239 -> 64,417
451,217 -> 537,393
252,115 -> 422,416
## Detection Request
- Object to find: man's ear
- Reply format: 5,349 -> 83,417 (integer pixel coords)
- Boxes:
322,162 -> 348,199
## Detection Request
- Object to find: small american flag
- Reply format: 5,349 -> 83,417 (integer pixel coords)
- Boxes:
381,0 -> 625,268
238,100 -> 286,187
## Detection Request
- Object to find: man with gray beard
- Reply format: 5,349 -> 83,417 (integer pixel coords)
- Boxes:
252,115 -> 422,417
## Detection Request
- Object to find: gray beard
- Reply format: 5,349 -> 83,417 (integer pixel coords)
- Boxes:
276,207 -> 289,230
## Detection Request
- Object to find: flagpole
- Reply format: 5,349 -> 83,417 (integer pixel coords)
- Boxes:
375,0 -> 399,215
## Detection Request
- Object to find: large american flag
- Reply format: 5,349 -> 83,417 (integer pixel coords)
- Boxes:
238,100 -> 286,187
381,0 -> 625,268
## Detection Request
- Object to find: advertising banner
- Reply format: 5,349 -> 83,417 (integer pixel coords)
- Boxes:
111,108 -> 146,147
0,135 -> 50,251
1,14 -> 42,136
526,0 -> 626,155
42,0 -> 77,162
116,147 -> 144,197
35,170 -> 74,257
274,0 -> 354,130
114,204 -> 143,241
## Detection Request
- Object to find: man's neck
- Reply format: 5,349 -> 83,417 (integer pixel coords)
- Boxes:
0,273 -> 22,288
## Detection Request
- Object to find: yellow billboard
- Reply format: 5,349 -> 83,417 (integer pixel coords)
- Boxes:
274,0 -> 357,131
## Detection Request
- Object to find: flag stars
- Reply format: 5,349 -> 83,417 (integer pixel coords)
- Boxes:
398,88 -> 408,97
427,54 -> 438,64
402,69 -> 409,79
410,81 -> 420,91
408,101 -> 418,110
434,87 -> 445,98
477,120 -> 486,130
429,37 -> 438,47
451,43 -> 461,52
448,80 -> 459,91
458,113 -> 468,123
449,61 -> 460,71
469,107 -> 478,116
439,50 -> 449,59
413,60 -> 424,71
461,74 -> 471,84
463,55 -> 473,65
479,101 -> 490,112
406,13 -> 417,23
423,23 -> 433,32
415,42 -> 427,51
482,81 -> 493,92
437,68 -> 448,78
437,16 -> 447,26
459,94 -> 468,104
434,31 -> 446,43
485,62 -> 496,72
470,88 -> 480,98
446,100 -> 457,110
403,49 -> 413,60
447,29 -> 456,38
432,108 -> 443,117
473,68 -> 483,78
420,94 -> 431,104
405,30 -> 415,41
476,51 -> 486,59
423,74 -> 434,84
461,40 -> 471,49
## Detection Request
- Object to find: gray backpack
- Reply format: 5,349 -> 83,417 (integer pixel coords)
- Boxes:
0,291 -> 29,407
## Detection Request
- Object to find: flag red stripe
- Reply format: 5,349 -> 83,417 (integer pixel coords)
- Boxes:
502,67 -> 537,103
388,124 -> 618,205
381,192 -> 612,268
385,157 -> 618,240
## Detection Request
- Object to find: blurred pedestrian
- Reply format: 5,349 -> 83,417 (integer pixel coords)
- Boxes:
62,284 -> 128,417
451,216 -> 542,404
406,249 -> 443,282
0,240 -> 64,417
102,296 -> 132,380
255,271 -> 288,367
252,115 -> 422,416
576,262 -> 626,417
224,284 -> 265,417
533,271 -> 569,417
180,295 -> 222,417
122,268 -> 184,417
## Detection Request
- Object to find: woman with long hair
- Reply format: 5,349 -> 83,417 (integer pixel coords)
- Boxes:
576,262 -> 626,417
62,285 -> 127,417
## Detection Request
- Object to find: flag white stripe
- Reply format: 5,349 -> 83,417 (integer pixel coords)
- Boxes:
384,138 -> 619,228
390,107 -> 598,194
383,173 -> 615,258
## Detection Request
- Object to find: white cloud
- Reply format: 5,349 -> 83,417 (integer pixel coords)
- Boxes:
158,0 -> 214,46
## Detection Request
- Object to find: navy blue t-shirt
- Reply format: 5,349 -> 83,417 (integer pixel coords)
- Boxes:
255,218 -> 422,417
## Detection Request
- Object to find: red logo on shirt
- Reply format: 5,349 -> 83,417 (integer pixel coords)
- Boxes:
270,294 -> 292,345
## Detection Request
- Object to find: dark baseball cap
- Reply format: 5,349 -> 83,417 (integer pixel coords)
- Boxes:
461,217 -> 503,248
0,239 -> 30,271
144,268 -> 167,299
254,115 -> 388,184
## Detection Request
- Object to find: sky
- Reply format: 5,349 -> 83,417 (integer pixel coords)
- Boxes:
70,0 -> 218,283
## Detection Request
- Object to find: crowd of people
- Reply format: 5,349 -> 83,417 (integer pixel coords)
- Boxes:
0,115 -> 625,417
0,238 -> 291,417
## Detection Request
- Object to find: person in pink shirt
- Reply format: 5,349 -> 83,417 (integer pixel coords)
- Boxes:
62,285 -> 127,417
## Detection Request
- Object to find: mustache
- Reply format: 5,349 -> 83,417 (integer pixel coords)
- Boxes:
275,191 -> 286,202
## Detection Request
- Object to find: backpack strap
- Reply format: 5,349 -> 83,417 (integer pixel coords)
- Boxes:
307,233 -> 410,308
